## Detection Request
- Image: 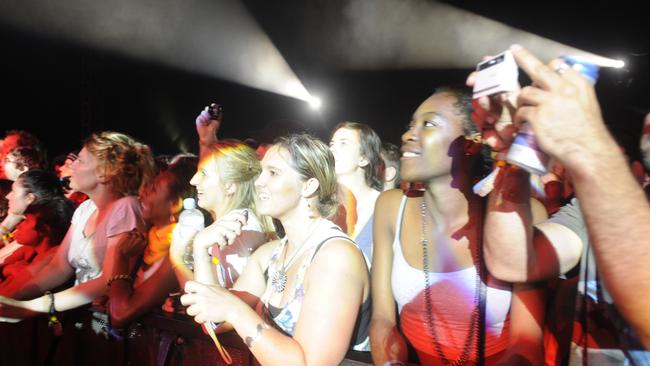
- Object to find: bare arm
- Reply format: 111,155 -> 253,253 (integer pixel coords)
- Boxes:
15,231 -> 134,313
498,282 -> 546,366
511,45 -> 650,346
109,258 -> 178,328
11,224 -> 77,299
192,210 -> 251,286
182,238 -> 368,366
370,189 -> 409,365
484,168 -> 581,282
195,109 -> 220,160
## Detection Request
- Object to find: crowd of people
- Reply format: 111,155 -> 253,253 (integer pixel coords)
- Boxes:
0,45 -> 648,365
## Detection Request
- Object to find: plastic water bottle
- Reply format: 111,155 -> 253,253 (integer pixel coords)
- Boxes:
175,198 -> 205,267
506,56 -> 599,175
177,198 -> 205,238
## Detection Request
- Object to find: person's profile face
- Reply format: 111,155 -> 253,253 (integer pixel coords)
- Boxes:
254,145 -> 303,219
13,213 -> 42,246
69,147 -> 100,194
140,173 -> 175,225
5,179 -> 33,216
329,127 -> 364,177
190,156 -> 227,216
400,93 -> 464,183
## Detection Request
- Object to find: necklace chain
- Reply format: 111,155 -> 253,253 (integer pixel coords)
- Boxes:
271,219 -> 322,293
420,198 -> 481,366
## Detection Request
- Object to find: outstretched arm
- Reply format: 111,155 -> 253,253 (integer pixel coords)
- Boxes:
1,231 -> 135,317
511,44 -> 650,347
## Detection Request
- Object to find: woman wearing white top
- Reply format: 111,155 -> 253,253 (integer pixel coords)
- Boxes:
0,131 -> 154,319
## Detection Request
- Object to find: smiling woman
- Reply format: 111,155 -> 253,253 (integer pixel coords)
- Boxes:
179,134 -> 371,365
169,140 -> 273,290
370,87 -> 547,366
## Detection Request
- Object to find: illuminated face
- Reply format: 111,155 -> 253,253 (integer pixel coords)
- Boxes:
400,93 -> 465,182
329,127 -> 365,177
255,145 -> 303,220
0,134 -> 20,179
140,173 -> 176,226
69,147 -> 100,194
59,157 -> 76,178
13,213 -> 42,246
190,156 -> 228,216
3,155 -> 25,181
5,178 -> 35,216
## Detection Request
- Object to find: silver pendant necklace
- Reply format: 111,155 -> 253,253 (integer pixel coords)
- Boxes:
271,219 -> 323,293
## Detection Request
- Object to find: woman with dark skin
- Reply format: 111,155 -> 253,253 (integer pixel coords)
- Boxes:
370,89 -> 547,366
107,156 -> 197,328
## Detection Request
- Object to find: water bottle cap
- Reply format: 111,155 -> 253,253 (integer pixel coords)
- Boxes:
561,56 -> 599,84
183,198 -> 196,210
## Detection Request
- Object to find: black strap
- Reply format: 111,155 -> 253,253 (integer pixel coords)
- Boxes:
476,200 -> 487,366
476,259 -> 487,365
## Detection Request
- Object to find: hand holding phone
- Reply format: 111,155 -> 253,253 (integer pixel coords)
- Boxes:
472,50 -> 519,99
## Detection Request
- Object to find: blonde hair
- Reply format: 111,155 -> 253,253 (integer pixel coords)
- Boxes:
205,139 -> 274,233
84,131 -> 155,196
274,134 -> 339,219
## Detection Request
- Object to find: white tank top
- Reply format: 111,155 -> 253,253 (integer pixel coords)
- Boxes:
390,195 -> 512,358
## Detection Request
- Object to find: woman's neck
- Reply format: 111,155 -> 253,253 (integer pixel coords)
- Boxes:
338,169 -> 374,198
33,237 -> 53,257
87,187 -> 122,211
279,208 -> 323,253
424,174 -> 474,231
339,174 -> 378,205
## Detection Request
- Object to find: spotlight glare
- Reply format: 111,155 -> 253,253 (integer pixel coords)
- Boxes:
308,96 -> 322,110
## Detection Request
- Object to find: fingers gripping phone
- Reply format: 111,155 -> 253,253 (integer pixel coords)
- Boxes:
207,103 -> 223,121
472,50 -> 519,99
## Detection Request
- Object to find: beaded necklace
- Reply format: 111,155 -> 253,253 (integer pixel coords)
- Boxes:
419,197 -> 483,366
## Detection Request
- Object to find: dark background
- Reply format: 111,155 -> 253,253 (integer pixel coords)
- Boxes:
1,0 -> 648,162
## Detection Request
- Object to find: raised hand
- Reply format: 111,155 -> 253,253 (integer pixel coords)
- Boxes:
193,209 -> 248,252
116,228 -> 147,258
196,107 -> 220,147
466,58 -> 520,155
509,44 -> 607,170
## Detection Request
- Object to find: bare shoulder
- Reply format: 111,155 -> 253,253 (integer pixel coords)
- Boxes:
250,239 -> 281,268
375,189 -> 404,221
311,238 -> 367,273
376,188 -> 404,208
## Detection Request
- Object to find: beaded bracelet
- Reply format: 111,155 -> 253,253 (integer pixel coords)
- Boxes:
44,291 -> 61,330
106,274 -> 133,286
0,225 -> 11,235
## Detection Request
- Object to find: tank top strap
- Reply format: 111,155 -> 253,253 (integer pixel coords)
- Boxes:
394,195 -> 409,243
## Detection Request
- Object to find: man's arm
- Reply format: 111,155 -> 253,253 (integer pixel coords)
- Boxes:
511,44 -> 650,347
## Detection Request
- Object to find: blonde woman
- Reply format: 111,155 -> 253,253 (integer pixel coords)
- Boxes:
170,140 -> 272,289
0,131 -> 154,319
180,134 -> 370,365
